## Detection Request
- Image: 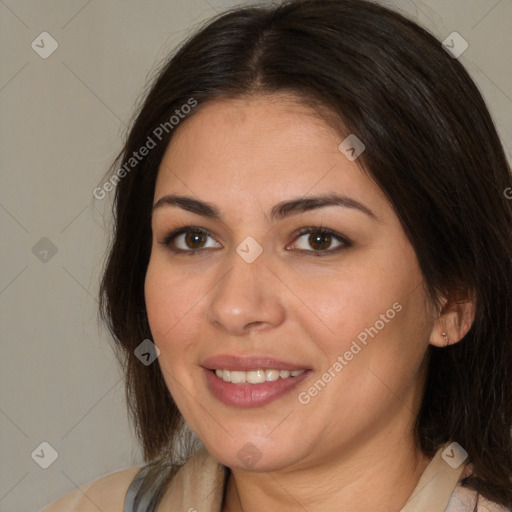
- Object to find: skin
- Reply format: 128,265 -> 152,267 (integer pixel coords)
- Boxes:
144,93 -> 475,512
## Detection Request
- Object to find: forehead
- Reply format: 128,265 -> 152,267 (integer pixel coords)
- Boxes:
154,94 -> 386,213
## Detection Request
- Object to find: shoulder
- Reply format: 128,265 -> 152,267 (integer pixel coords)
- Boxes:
40,466 -> 142,512
446,483 -> 511,512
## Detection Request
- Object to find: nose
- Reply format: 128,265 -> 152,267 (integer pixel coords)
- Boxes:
205,251 -> 286,336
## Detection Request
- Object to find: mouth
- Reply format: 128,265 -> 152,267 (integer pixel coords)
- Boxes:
201,354 -> 312,408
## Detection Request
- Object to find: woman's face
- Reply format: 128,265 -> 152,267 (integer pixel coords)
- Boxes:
145,94 -> 435,472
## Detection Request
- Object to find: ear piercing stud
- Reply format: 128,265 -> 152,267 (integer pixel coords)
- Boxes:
441,332 -> 450,346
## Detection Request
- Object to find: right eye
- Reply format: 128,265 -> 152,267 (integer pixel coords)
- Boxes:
160,227 -> 222,253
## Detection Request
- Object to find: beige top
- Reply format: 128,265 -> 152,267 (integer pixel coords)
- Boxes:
41,442 -> 509,511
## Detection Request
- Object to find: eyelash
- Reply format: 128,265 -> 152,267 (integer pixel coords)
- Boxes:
159,225 -> 352,256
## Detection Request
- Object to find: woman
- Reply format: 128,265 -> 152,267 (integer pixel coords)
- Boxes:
42,0 -> 512,510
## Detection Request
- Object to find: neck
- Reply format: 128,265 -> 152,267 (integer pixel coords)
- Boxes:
222,431 -> 431,512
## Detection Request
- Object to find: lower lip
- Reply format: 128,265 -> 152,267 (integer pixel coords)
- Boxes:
202,368 -> 311,408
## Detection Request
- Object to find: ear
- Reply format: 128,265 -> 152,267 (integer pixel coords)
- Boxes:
429,290 -> 476,348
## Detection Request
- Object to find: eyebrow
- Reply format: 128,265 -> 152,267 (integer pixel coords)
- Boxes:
152,193 -> 379,222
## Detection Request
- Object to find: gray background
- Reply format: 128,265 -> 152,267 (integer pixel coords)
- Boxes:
0,1 -> 510,511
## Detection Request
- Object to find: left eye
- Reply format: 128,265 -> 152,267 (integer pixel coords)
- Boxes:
290,228 -> 350,253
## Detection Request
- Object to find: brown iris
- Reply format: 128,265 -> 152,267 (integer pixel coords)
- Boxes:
184,231 -> 207,249
308,232 -> 332,250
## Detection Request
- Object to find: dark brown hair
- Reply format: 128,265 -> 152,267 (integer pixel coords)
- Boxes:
99,0 -> 512,508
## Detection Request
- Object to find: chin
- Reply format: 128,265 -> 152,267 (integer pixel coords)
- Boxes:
204,437 -> 306,473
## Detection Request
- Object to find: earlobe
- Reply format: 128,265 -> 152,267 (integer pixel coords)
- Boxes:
429,292 -> 476,348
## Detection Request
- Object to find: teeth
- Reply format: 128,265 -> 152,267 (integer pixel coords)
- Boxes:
214,368 -> 305,384
266,369 -> 280,382
247,369 -> 266,384
229,370 -> 246,384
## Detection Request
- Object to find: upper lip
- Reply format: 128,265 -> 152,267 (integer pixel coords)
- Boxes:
201,354 -> 311,372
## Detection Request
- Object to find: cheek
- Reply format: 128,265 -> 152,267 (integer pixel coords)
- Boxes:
301,248 -> 430,379
144,260 -> 204,402
144,257 -> 203,350
294,266 -> 404,350
144,262 -> 174,340
345,284 -> 431,398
